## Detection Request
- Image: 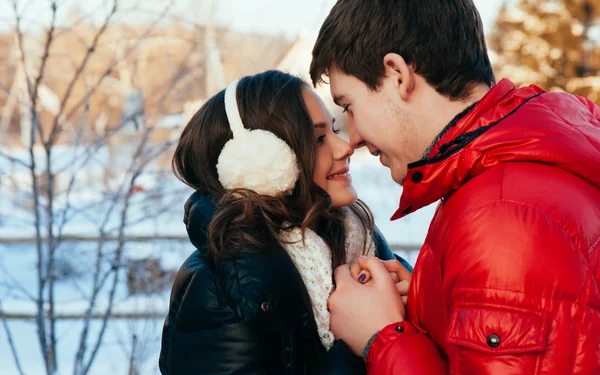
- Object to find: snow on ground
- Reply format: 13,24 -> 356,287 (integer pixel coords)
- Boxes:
0,318 -> 164,375
0,240 -> 186,374
0,240 -> 191,316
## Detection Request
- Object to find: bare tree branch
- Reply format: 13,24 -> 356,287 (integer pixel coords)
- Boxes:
36,2 -> 59,372
0,149 -> 31,169
0,299 -> 27,375
12,0 -> 54,371
53,2 -> 115,39
128,334 -> 139,375
51,0 -> 186,280
11,0 -> 34,101
46,0 -> 118,147
80,119 -> 158,375
73,155 -> 141,375
73,112 -> 155,375
61,2 -> 176,129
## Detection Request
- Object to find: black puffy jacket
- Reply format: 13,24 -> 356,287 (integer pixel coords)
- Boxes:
159,192 -> 412,375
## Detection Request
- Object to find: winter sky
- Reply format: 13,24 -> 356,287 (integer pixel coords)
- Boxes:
0,0 -> 503,38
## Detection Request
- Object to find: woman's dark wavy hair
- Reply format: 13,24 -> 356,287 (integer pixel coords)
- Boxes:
172,70 -> 373,269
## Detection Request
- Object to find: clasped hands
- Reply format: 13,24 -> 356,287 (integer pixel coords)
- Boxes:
328,257 -> 412,356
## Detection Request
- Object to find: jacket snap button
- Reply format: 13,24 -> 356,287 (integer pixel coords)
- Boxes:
487,334 -> 500,348
285,346 -> 292,353
261,302 -> 271,312
411,171 -> 424,183
395,325 -> 405,333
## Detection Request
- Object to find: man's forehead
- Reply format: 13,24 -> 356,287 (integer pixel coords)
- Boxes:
328,69 -> 347,104
327,63 -> 345,84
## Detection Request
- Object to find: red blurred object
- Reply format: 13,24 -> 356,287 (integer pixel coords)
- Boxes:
130,185 -> 145,193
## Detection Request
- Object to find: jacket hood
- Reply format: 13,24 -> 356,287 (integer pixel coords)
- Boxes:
183,191 -> 215,249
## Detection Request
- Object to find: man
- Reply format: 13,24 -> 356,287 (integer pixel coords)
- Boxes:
310,0 -> 600,374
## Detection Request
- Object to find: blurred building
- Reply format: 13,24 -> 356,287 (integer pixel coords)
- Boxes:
0,22 -> 293,148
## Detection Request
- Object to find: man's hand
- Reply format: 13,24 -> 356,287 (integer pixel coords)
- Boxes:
329,257 -> 406,356
350,257 -> 412,305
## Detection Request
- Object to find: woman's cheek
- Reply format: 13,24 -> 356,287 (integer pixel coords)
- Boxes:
313,148 -> 331,189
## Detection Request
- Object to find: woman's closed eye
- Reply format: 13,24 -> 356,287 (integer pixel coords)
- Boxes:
318,127 -> 341,144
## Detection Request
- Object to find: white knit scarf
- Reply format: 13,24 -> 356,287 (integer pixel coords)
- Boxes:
278,210 -> 376,350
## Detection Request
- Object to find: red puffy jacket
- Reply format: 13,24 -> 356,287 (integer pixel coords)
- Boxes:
368,79 -> 600,374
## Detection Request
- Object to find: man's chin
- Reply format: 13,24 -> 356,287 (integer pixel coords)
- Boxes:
390,168 -> 406,186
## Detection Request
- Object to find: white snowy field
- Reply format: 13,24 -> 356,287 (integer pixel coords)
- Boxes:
0,240 -> 189,374
0,148 -> 435,374
0,318 -> 165,375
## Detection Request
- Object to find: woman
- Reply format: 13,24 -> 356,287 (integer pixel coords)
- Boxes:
159,70 -> 411,375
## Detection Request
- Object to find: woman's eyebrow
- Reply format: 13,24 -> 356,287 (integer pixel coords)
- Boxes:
314,118 -> 336,128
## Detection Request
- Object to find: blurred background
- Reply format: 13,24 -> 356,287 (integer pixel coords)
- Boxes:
0,0 -> 598,373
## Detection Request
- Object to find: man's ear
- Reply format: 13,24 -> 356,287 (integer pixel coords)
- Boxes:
383,53 -> 415,101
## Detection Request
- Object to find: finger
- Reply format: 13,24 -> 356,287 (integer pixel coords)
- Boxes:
396,280 -> 410,295
389,272 -> 399,283
333,264 -> 354,285
358,270 -> 372,284
350,261 -> 362,280
330,312 -> 341,340
402,295 -> 408,306
327,291 -> 336,311
382,259 -> 412,282
354,256 -> 372,283
327,295 -> 339,335
356,257 -> 392,284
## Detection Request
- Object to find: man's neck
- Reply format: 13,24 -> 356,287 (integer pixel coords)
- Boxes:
420,83 -> 491,159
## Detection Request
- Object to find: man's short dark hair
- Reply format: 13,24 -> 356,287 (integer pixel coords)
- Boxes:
310,0 -> 495,101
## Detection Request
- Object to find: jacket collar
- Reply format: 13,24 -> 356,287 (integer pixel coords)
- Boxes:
391,78 -> 600,220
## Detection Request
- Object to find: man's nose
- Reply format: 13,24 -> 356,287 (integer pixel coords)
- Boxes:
347,121 -> 366,150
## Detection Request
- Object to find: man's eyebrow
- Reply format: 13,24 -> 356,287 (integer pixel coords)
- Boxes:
333,95 -> 346,106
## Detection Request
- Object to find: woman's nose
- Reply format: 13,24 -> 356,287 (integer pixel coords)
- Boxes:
333,134 -> 354,160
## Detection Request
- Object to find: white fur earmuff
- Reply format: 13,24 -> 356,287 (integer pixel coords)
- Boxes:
217,80 -> 299,196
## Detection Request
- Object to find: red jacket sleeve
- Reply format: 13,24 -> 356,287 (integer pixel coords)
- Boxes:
366,322 -> 448,374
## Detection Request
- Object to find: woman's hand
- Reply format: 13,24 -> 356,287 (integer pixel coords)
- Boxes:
329,259 -> 405,355
350,257 -> 412,305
